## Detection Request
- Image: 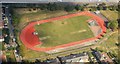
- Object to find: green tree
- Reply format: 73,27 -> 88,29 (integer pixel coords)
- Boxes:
39,4 -> 47,10
97,2 -> 107,10
75,4 -> 80,11
47,3 -> 54,11
81,6 -> 84,11
97,5 -> 103,10
64,5 -> 75,12
108,5 -> 117,11
47,3 -> 62,11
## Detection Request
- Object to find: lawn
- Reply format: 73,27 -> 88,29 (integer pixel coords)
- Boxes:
100,10 -> 118,21
34,15 -> 94,47
97,31 -> 118,55
19,44 -> 49,59
6,50 -> 16,62
12,9 -> 76,59
13,9 -> 69,30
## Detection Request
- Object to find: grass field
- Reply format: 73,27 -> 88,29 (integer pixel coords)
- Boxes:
35,15 -> 94,47
13,10 -> 69,30
19,44 -> 49,59
13,9 -> 76,59
97,31 -> 118,55
100,10 -> 118,21
99,10 -> 118,56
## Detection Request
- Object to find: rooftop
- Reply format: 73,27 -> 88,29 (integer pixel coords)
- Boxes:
60,53 -> 89,62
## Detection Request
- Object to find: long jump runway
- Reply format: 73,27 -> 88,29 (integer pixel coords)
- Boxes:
20,11 -> 106,52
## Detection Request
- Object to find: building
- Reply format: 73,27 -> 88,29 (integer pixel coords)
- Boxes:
100,52 -> 113,63
44,58 -> 61,64
0,22 -> 4,29
0,22 -> 4,42
60,53 -> 89,63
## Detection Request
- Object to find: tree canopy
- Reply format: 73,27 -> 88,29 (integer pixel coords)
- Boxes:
64,5 -> 75,12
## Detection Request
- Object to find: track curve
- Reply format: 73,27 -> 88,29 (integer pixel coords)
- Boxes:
20,11 -> 106,52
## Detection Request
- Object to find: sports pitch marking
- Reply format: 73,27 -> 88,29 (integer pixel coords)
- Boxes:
70,29 -> 87,34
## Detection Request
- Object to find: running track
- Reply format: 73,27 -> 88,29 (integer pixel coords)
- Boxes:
20,11 -> 106,52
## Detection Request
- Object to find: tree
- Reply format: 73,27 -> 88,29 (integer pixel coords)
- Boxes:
108,21 -> 118,31
47,3 -> 54,11
108,5 -> 117,11
97,3 -> 107,10
39,4 -> 47,10
64,5 -> 75,12
89,6 -> 97,11
75,4 -> 85,11
103,6 -> 107,10
97,5 -> 103,10
47,3 -> 63,11
80,6 -> 84,11
75,4 -> 80,11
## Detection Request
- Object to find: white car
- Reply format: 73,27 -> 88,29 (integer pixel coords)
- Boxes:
6,7 -> 8,8
12,38 -> 16,42
14,50 -> 17,53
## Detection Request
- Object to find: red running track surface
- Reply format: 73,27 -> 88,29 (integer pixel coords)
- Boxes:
20,11 -> 106,52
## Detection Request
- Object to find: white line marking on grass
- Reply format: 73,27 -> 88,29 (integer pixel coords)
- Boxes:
39,36 -> 51,40
70,29 -> 87,34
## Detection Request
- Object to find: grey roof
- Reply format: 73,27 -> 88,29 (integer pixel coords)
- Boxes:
92,51 -> 102,59
45,58 -> 60,64
61,53 -> 87,61
0,0 -> 119,3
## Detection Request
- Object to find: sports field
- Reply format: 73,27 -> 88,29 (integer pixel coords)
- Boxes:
35,15 -> 93,47
20,11 -> 106,52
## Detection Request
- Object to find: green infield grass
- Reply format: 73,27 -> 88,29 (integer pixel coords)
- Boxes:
35,15 -> 94,47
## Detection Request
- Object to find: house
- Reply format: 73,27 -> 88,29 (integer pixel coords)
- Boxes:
0,22 -> 4,29
60,53 -> 89,64
44,58 -> 61,64
101,52 -> 113,63
0,30 -> 4,42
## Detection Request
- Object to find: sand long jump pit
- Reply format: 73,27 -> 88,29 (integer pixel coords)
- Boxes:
20,11 -> 106,53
